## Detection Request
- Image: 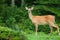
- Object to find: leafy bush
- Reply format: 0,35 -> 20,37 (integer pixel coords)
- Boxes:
0,26 -> 27,40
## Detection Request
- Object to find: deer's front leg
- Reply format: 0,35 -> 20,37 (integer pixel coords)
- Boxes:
35,24 -> 38,36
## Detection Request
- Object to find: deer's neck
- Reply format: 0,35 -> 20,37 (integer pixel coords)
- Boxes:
28,11 -> 33,20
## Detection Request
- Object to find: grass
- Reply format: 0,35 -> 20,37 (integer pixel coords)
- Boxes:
25,32 -> 60,40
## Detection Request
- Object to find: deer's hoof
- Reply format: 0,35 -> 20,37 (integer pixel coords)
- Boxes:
58,32 -> 60,35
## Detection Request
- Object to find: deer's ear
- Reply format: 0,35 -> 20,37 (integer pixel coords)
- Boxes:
25,7 -> 28,10
31,7 -> 34,10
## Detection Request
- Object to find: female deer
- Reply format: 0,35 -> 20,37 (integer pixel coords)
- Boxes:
25,7 -> 60,35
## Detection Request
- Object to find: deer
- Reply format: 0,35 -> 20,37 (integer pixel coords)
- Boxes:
25,7 -> 60,35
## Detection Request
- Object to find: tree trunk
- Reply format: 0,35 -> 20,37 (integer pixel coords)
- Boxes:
11,0 -> 15,7
21,0 -> 25,8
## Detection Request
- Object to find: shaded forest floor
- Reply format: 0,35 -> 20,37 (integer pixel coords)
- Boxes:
26,32 -> 60,40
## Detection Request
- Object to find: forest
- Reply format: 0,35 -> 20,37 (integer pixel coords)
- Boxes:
0,0 -> 60,40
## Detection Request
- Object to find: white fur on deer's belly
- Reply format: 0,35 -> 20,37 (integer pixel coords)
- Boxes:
39,22 -> 48,25
32,20 -> 48,25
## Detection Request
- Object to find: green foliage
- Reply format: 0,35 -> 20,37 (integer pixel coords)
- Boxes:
27,32 -> 60,40
35,0 -> 60,4
0,26 -> 18,39
0,0 -> 5,4
0,26 -> 27,40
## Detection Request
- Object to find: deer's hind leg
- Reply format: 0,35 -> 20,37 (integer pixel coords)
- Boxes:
49,22 -> 60,35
